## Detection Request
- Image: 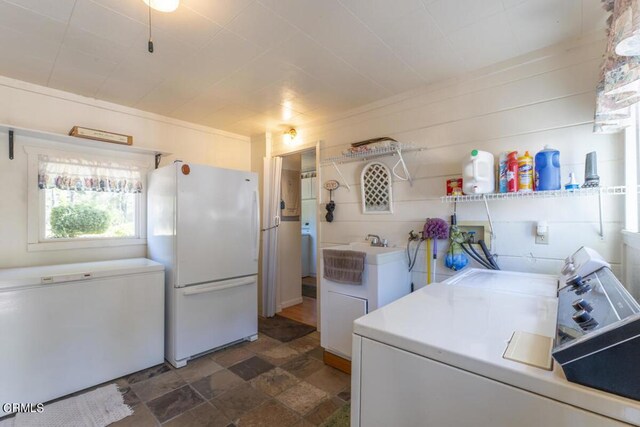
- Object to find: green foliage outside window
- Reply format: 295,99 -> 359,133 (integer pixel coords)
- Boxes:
50,203 -> 110,238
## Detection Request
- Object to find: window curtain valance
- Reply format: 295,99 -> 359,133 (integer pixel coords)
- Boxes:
595,0 -> 640,133
38,154 -> 144,193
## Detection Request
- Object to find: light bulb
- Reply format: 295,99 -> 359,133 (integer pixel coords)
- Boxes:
283,129 -> 297,146
143,0 -> 180,13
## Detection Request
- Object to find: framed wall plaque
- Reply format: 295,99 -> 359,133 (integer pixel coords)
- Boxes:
69,126 -> 133,146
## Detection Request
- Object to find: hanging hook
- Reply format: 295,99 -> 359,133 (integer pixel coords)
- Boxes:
391,148 -> 412,185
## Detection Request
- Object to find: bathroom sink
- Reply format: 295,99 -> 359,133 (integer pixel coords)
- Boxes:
328,242 -> 406,265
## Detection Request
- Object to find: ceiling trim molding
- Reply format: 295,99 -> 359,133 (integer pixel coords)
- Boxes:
0,75 -> 250,142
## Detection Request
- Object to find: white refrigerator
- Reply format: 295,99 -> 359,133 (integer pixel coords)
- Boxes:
147,162 -> 259,368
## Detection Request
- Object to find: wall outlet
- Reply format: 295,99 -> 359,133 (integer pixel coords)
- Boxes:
535,221 -> 549,245
535,233 -> 549,245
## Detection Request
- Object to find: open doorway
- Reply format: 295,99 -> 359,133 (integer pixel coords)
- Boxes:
278,148 -> 318,327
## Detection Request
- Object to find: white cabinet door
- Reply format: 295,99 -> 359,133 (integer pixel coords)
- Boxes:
301,178 -> 312,200
326,291 -> 367,359
301,235 -> 311,277
310,177 -> 317,199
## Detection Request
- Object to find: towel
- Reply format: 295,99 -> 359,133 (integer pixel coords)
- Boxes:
323,249 -> 366,285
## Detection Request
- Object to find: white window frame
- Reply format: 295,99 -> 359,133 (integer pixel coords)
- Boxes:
623,105 -> 640,250
25,145 -> 152,252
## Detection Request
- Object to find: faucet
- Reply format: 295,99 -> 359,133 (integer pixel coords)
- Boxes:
366,234 -> 388,247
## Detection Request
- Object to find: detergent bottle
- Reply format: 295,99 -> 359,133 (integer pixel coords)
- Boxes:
506,151 -> 519,193
518,151 -> 534,192
462,150 -> 495,194
535,145 -> 561,191
498,152 -> 509,193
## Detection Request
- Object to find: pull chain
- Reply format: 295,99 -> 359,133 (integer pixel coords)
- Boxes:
147,1 -> 154,53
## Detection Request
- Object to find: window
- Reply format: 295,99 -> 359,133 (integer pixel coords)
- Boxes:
27,147 -> 150,250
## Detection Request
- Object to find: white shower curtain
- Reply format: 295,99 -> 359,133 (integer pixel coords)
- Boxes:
262,156 -> 282,317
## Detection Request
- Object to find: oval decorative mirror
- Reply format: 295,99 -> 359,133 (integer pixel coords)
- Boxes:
361,161 -> 393,214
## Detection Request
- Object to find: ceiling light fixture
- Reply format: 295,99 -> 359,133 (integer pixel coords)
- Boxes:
143,0 -> 180,13
283,128 -> 297,145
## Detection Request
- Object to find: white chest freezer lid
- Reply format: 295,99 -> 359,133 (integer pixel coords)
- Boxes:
0,258 -> 164,290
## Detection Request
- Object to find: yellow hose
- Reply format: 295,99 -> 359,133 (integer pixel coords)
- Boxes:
426,239 -> 432,285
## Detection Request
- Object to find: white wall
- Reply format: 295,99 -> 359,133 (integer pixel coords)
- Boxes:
273,34 -> 624,288
0,76 -> 250,269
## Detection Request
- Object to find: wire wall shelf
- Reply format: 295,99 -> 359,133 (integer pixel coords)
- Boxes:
321,143 -> 415,164
440,186 -> 628,203
321,142 -> 421,190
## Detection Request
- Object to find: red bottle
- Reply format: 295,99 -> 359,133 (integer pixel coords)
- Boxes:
506,151 -> 519,193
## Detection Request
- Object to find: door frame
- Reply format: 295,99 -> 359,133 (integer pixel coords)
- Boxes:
274,142 -> 321,329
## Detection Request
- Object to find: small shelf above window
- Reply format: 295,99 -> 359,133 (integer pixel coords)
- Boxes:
1,123 -> 171,159
440,186 -> 628,203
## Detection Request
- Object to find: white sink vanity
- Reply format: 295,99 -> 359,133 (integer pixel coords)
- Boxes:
320,243 -> 410,366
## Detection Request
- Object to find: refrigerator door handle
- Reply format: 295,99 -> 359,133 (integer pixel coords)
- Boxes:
183,277 -> 256,296
253,190 -> 260,261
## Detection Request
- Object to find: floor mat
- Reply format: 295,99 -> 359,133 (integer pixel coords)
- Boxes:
0,384 -> 132,427
302,283 -> 317,299
321,403 -> 350,427
259,315 -> 316,342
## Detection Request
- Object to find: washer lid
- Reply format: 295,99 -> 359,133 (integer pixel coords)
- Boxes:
353,282 -> 640,425
443,268 -> 558,297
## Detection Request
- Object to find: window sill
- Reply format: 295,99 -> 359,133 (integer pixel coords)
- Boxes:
28,238 -> 146,252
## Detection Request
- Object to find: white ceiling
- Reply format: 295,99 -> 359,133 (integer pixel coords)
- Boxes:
0,0 -> 607,136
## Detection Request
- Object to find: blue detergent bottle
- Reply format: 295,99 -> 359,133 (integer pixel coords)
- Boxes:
535,145 -> 561,191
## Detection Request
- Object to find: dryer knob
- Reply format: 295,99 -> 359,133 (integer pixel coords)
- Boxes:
572,310 -> 593,324
572,299 -> 593,313
566,275 -> 583,288
572,310 -> 599,330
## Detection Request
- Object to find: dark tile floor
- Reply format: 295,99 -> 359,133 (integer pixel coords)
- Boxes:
107,331 -> 351,426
